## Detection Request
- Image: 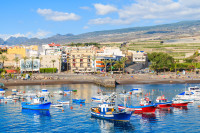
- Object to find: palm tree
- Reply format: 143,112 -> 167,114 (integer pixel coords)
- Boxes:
120,57 -> 127,74
13,57 -> 20,69
0,55 -> 8,68
66,58 -> 69,72
51,60 -> 56,74
58,56 -> 61,73
114,61 -> 123,74
102,59 -> 109,73
109,59 -> 115,73
39,57 -> 43,73
23,56 -> 28,73
31,57 -> 35,75
92,55 -> 96,74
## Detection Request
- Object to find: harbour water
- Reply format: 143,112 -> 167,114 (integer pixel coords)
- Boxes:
1,83 -> 200,132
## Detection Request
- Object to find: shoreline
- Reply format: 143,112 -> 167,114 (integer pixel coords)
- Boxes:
2,78 -> 200,87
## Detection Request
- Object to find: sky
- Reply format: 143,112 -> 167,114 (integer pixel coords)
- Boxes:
1,0 -> 200,40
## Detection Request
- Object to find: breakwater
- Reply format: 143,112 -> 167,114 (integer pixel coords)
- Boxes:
2,74 -> 116,88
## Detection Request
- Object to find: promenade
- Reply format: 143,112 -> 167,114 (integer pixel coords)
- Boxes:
1,72 -> 200,87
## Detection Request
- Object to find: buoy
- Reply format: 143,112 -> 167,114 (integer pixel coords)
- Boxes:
198,105 -> 200,108
31,98 -> 32,100
5,101 -> 7,104
168,108 -> 170,111
80,104 -> 82,107
23,91 -> 25,93
64,94 -> 67,96
70,106 -> 73,109
62,109 -> 64,112
15,100 -> 16,103
180,107 -> 183,110
22,99 -> 24,101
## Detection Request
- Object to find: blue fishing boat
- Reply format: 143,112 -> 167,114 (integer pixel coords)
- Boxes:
91,102 -> 133,121
21,97 -> 51,110
72,99 -> 86,103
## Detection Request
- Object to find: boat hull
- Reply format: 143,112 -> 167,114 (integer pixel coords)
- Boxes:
172,103 -> 188,107
156,103 -> 171,108
72,99 -> 85,103
21,102 -> 51,110
91,111 -> 132,121
118,105 -> 157,114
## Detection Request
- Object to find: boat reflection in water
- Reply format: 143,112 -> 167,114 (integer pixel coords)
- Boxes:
22,109 -> 51,116
91,117 -> 135,132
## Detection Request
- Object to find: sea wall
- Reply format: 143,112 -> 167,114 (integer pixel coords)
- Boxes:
2,74 -> 116,88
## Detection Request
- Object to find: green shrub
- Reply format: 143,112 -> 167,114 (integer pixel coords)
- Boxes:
40,68 -> 57,73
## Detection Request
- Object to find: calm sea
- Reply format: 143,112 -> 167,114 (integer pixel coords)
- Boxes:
1,83 -> 200,133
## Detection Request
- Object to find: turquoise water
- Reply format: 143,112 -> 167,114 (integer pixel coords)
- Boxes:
1,84 -> 200,132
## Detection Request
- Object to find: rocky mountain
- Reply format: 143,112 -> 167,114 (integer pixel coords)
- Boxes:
2,20 -> 200,45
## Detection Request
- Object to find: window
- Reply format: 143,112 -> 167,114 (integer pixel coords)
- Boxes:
88,63 -> 90,67
80,59 -> 83,63
80,63 -> 83,67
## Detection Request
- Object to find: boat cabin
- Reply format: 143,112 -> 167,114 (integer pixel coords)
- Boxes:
188,86 -> 200,92
92,103 -> 115,115
33,97 -> 46,104
156,96 -> 167,103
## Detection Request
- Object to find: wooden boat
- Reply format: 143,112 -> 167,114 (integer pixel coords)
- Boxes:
91,102 -> 133,121
72,99 -> 85,103
156,95 -> 172,108
21,97 -> 51,110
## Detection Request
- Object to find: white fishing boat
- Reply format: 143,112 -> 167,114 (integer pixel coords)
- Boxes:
38,89 -> 50,97
129,88 -> 143,94
57,100 -> 69,104
53,90 -> 64,95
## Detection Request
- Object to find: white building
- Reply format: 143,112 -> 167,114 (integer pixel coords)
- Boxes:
40,55 -> 61,72
40,43 -> 62,56
129,50 -> 148,63
97,47 -> 125,57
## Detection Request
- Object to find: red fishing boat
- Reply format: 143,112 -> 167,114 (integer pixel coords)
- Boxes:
118,104 -> 157,114
156,95 -> 172,108
171,98 -> 189,107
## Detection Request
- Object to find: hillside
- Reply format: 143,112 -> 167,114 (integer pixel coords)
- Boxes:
1,20 -> 200,45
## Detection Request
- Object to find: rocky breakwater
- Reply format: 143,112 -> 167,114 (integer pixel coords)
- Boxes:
93,76 -> 116,88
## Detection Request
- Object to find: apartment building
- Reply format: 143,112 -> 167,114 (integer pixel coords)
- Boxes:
70,47 -> 95,72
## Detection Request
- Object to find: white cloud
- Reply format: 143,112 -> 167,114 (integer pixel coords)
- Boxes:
0,29 -> 51,41
89,17 -> 135,25
37,8 -> 80,21
94,3 -> 118,15
89,0 -> 200,25
80,6 -> 91,10
83,26 -> 89,29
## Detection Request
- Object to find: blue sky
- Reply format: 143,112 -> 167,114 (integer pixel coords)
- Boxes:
1,0 -> 200,40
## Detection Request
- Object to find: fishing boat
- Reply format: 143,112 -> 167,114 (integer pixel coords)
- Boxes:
140,97 -> 153,106
21,97 -> 51,110
156,95 -> 172,108
171,98 -> 189,107
51,103 -> 63,107
129,88 -> 143,94
91,102 -> 133,121
64,90 -> 72,94
118,104 -> 157,114
72,99 -> 86,103
0,88 -> 5,96
91,92 -> 109,103
53,90 -> 64,95
57,100 -> 70,104
38,89 -> 50,97
175,91 -> 197,101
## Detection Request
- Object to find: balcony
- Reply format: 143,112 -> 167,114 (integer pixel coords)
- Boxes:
96,65 -> 105,68
96,61 -> 103,63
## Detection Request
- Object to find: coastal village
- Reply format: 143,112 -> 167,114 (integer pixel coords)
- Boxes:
0,43 -> 147,74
